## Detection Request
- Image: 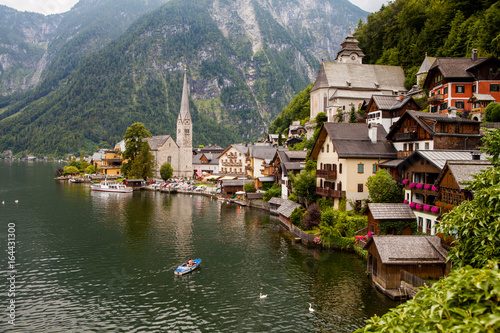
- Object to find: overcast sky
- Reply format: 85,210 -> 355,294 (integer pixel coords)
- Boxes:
0,0 -> 390,15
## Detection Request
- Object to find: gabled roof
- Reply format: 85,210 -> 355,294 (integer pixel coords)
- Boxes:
249,146 -> 278,160
217,144 -> 248,159
222,179 -> 253,186
364,235 -> 448,265
368,203 -> 416,220
387,110 -> 481,139
192,153 -> 219,165
367,95 -> 418,112
269,197 -> 287,206
146,135 -> 176,150
417,55 -> 436,75
436,160 -> 493,190
312,62 -> 406,93
311,123 -> 397,160
401,150 -> 487,171
468,93 -> 496,103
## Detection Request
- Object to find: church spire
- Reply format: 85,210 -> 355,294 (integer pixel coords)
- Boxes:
179,65 -> 190,122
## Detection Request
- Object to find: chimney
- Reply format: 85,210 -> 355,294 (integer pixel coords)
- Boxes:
399,94 -> 404,101
472,48 -> 478,61
368,123 -> 378,143
448,107 -> 457,118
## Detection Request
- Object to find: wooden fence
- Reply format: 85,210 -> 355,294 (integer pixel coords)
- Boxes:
400,270 -> 432,288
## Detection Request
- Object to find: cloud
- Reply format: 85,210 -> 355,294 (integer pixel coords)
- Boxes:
349,0 -> 390,13
0,0 -> 78,15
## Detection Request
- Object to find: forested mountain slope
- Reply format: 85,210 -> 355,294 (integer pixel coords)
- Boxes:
0,0 -> 366,156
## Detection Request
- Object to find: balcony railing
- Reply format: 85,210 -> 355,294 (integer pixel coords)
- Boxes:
395,132 -> 417,141
221,161 -> 242,167
471,107 -> 487,114
428,94 -> 444,104
316,169 -> 337,180
316,187 -> 346,198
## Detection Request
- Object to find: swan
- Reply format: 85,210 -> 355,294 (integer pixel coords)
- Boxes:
2,201 -> 4,204
14,200 -> 18,203
259,293 -> 267,299
308,303 -> 315,313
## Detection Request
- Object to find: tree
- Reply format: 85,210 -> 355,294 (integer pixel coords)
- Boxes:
263,184 -> 281,201
480,128 -> 500,167
129,141 -> 155,180
63,166 -> 80,175
85,165 -> 96,174
290,169 -> 317,209
160,162 -> 173,181
348,105 -> 357,123
303,203 -> 321,230
485,103 -> 500,122
121,122 -> 152,177
122,122 -> 152,161
244,182 -> 256,193
366,169 -> 404,203
315,112 -> 328,125
278,132 -> 283,146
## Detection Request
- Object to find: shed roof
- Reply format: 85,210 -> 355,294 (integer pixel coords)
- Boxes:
364,235 -> 448,265
269,197 -> 287,206
408,150 -> 487,170
277,200 -> 302,218
368,203 -> 416,220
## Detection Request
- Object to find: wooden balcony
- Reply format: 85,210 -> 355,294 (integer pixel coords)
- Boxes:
316,187 -> 346,198
395,132 -> 417,141
428,94 -> 444,104
316,169 -> 337,180
471,107 -> 486,114
221,161 -> 242,167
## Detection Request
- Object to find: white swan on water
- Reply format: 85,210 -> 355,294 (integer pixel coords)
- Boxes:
14,200 -> 18,203
308,303 -> 315,313
259,293 -> 267,299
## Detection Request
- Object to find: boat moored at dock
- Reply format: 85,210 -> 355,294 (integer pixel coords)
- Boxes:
90,181 -> 133,193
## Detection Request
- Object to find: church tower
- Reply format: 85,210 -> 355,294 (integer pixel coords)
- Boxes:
176,66 -> 193,179
335,27 -> 365,64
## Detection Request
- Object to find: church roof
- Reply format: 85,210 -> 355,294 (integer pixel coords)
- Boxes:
146,135 -> 176,150
178,70 -> 190,122
312,62 -> 406,93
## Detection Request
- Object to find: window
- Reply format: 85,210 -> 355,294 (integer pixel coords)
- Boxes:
440,102 -> 448,110
184,129 -> 190,135
444,86 -> 448,94
167,156 -> 172,164
373,164 -> 377,173
426,219 -> 432,235
358,184 -> 363,192
403,143 -> 407,151
491,83 -> 499,92
321,147 -> 324,153
455,101 -> 465,109
415,143 -> 419,150
455,85 -> 465,93
418,217 -> 423,233
472,85 -> 476,93
339,163 -> 342,174
326,144 -> 329,153
358,163 -> 364,173
425,142 -> 430,150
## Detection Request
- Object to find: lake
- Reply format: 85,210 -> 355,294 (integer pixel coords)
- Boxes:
0,160 -> 397,332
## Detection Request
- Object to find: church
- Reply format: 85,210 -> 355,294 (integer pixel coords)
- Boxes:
146,68 -> 193,179
310,30 -> 407,122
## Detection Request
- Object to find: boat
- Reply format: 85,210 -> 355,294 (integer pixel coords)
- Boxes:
90,181 -> 133,193
174,259 -> 201,276
69,177 -> 85,183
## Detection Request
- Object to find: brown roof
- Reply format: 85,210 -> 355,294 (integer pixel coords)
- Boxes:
364,235 -> 448,265
436,160 -> 493,190
368,203 -> 416,220
311,123 -> 397,159
429,57 -> 487,79
145,135 -> 175,150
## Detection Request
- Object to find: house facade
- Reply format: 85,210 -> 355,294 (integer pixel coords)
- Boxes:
310,123 -> 397,210
246,146 -> 277,179
364,95 -> 420,133
217,144 -> 247,177
386,110 -> 482,159
367,203 -> 416,236
270,149 -> 307,199
423,50 -> 500,114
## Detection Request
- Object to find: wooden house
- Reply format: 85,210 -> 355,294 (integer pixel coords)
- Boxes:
363,94 -> 420,133
364,235 -> 450,300
276,200 -> 302,230
423,50 -> 500,114
220,179 -> 253,198
468,93 -> 497,121
435,159 -> 492,213
217,144 -> 248,177
268,197 -> 287,215
367,203 -> 416,236
400,150 -> 487,234
270,149 -> 307,199
386,110 -> 481,158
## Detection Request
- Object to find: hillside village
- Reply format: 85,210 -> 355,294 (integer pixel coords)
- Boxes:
26,32 -> 498,303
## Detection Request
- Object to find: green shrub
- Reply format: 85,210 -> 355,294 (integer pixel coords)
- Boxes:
288,193 -> 298,202
290,207 -> 305,229
263,184 -> 281,201
244,182 -> 256,193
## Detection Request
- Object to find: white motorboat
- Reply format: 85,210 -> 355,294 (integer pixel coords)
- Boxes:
90,181 -> 133,193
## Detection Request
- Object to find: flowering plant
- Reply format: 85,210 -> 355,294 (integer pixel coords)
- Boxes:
409,183 -> 416,188
416,183 -> 423,189
313,232 -> 322,244
423,205 -> 431,211
431,206 -> 440,213
402,179 -> 409,185
416,203 -> 423,210
431,185 -> 439,191
404,199 -> 408,204
409,202 -> 416,208
367,231 -> 373,238
424,184 -> 431,190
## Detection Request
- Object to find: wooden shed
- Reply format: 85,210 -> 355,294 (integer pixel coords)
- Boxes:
221,179 -> 253,198
364,235 -> 450,299
367,203 -> 416,235
276,200 -> 302,230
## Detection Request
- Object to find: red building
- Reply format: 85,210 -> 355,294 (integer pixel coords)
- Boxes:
423,49 -> 500,115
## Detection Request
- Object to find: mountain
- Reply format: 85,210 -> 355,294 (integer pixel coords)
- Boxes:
0,0 -> 367,157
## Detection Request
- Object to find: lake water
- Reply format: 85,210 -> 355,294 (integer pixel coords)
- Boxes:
0,160 -> 397,332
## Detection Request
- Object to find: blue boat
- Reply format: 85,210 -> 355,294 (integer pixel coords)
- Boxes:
174,259 -> 201,276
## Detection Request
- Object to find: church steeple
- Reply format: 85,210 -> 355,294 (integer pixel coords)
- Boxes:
177,66 -> 192,148
335,28 -> 365,64
178,65 -> 191,123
